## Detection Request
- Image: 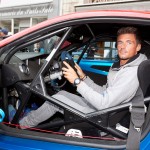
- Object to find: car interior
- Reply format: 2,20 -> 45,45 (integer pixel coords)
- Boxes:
0,19 -> 150,149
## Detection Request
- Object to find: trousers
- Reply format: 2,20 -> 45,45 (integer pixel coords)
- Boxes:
19,91 -> 96,128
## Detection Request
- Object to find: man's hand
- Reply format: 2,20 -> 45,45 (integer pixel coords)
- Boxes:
62,61 -> 79,84
75,63 -> 86,79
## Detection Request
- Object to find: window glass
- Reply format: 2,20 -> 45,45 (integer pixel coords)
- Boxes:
7,33 -> 62,65
24,35 -> 60,54
72,40 -> 118,61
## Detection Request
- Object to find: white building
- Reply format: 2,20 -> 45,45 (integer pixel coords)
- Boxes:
75,0 -> 150,12
60,0 -> 150,15
61,0 -> 84,15
0,0 -> 61,34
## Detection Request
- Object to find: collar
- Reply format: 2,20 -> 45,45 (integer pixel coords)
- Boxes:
112,54 -> 140,69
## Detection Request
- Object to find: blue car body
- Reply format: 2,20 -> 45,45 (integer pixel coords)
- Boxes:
0,133 -> 150,149
73,51 -> 115,76
0,135 -> 102,150
79,59 -> 114,76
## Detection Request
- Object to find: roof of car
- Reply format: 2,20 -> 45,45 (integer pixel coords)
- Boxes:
0,10 -> 150,48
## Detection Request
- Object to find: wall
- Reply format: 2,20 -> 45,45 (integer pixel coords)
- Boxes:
75,0 -> 150,12
61,0 -> 84,15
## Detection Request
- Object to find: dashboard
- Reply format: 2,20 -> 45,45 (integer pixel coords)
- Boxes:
1,52 -> 47,87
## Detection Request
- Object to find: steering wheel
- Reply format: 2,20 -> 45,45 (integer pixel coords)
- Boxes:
48,51 -> 78,89
61,51 -> 78,75
47,60 -> 66,89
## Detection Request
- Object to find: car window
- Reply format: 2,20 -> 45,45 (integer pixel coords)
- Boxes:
72,40 -> 118,61
20,35 -> 60,54
6,34 -> 63,66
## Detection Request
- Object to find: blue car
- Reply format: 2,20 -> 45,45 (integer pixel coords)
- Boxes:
0,10 -> 150,150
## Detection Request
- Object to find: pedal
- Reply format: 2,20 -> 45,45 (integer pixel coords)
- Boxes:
116,123 -> 129,134
65,129 -> 83,138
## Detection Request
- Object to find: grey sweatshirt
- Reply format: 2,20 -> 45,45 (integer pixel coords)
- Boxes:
77,54 -> 147,110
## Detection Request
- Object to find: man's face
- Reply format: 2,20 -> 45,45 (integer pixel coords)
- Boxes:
117,33 -> 141,60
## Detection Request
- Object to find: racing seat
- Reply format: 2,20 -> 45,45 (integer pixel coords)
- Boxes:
126,59 -> 150,150
138,60 -> 150,96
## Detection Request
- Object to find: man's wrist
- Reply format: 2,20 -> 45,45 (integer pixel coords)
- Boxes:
81,74 -> 87,81
74,78 -> 81,86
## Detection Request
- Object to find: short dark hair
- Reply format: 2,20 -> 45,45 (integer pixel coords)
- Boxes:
117,27 -> 141,44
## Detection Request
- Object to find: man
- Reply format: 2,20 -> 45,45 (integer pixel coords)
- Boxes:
0,28 -> 8,41
19,27 -> 147,128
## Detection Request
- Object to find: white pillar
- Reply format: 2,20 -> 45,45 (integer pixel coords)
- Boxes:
11,19 -> 14,34
59,0 -> 63,16
30,17 -> 33,27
